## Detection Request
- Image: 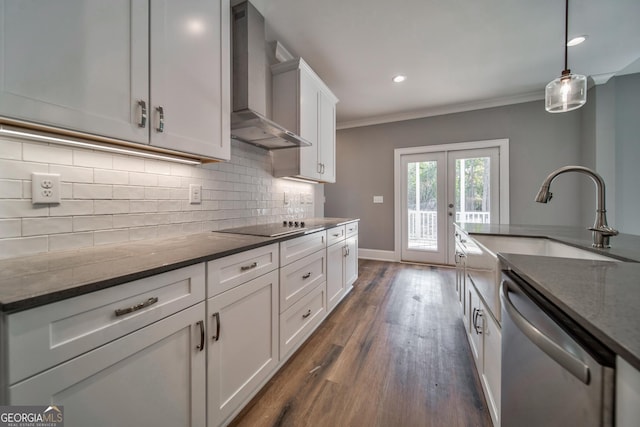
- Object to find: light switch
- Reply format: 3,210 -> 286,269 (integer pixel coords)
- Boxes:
373,196 -> 383,204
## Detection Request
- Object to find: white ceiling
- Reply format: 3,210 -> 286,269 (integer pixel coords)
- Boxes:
252,0 -> 640,129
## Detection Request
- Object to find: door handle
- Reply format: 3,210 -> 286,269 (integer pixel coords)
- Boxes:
155,106 -> 165,133
196,320 -> 205,351
211,312 -> 221,342
500,278 -> 590,384
137,100 -> 147,128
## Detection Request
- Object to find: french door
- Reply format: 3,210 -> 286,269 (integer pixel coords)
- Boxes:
401,152 -> 446,264
398,142 -> 505,265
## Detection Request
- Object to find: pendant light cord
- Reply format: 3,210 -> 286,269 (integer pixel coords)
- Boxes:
563,0 -> 569,74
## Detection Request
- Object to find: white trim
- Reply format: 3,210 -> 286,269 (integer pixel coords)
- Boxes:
393,139 -> 510,264
337,91 -> 543,130
358,249 -> 396,262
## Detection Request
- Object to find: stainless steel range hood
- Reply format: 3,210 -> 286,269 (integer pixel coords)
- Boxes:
231,1 -> 311,150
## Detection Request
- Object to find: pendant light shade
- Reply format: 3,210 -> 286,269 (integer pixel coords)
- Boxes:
545,72 -> 587,112
545,0 -> 587,113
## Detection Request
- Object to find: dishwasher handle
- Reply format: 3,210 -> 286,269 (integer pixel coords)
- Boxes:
500,278 -> 591,385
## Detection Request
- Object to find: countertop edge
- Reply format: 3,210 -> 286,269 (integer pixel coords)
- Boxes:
0,218 -> 359,313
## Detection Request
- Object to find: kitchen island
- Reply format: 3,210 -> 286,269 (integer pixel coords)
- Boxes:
459,223 -> 640,427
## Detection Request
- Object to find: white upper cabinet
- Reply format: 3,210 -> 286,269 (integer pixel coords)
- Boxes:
149,0 -> 230,159
0,0 -> 149,144
271,58 -> 338,183
0,0 -> 230,160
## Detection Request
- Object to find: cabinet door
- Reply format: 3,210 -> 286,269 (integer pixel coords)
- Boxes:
207,270 -> 278,426
482,308 -> 501,427
9,302 -> 206,427
318,90 -> 336,182
298,70 -> 321,179
150,0 -> 230,159
326,242 -> 345,312
467,285 -> 483,370
0,0 -> 149,144
345,235 -> 358,288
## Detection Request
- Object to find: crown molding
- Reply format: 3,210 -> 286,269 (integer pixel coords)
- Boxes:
336,90 -> 546,130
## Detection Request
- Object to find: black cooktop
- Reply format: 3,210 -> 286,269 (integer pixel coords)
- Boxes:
217,220 -> 312,237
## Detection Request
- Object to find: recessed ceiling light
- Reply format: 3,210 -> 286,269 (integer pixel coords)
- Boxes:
567,35 -> 587,46
392,75 -> 406,83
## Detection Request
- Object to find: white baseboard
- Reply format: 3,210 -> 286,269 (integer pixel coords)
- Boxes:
358,248 -> 396,262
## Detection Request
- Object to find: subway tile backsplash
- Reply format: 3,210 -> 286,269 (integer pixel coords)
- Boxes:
0,137 -> 315,260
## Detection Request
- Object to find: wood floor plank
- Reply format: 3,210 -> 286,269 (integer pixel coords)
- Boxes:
230,260 -> 492,427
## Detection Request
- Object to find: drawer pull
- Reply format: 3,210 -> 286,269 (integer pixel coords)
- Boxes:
240,262 -> 258,271
196,320 -> 205,351
332,233 -> 341,237
302,272 -> 312,279
212,312 -> 220,342
302,309 -> 312,319
114,296 -> 158,317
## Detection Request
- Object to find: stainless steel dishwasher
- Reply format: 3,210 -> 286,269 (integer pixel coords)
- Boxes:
500,270 -> 615,427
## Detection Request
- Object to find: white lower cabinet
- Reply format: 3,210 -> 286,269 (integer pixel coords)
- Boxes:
9,302 -> 207,427
326,223 -> 358,313
207,269 -> 279,427
326,240 -> 346,311
467,281 -> 501,427
279,282 -> 327,360
345,235 -> 358,289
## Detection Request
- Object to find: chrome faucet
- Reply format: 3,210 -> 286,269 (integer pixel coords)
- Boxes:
535,165 -> 618,248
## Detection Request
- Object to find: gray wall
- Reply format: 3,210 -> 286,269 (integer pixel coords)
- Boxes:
325,99 -> 583,251
615,73 -> 640,235
326,74 -> 640,252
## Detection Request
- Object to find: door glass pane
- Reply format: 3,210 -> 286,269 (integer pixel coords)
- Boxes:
455,157 -> 491,223
407,160 -> 438,250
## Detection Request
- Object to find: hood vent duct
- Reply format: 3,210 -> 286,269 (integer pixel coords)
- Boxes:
231,1 -> 311,150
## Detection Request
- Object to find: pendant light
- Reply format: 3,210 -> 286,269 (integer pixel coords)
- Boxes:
545,0 -> 587,113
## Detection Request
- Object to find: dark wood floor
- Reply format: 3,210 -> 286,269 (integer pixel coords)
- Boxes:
230,260 -> 492,427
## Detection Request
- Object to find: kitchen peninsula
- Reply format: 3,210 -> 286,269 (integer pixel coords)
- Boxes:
458,223 -> 640,427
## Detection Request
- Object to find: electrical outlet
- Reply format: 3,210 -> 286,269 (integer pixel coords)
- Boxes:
189,184 -> 202,204
32,173 -> 61,204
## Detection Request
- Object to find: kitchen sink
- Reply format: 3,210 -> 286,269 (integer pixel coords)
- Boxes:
471,235 -> 621,262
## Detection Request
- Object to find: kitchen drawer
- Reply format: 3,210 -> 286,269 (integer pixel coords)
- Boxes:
280,249 -> 326,313
345,221 -> 358,238
7,263 -> 205,385
207,243 -> 279,296
280,281 -> 326,360
326,225 -> 346,246
280,231 -> 326,266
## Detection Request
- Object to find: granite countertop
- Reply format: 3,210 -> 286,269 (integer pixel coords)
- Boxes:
499,253 -> 640,371
459,223 -> 640,370
0,218 -> 358,313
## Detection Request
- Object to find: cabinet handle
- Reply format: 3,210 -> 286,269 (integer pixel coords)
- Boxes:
302,272 -> 312,279
156,106 -> 165,133
302,309 -> 312,319
114,296 -> 158,317
137,100 -> 147,128
196,320 -> 205,351
344,245 -> 349,257
332,233 -> 341,237
211,312 -> 220,341
474,309 -> 483,335
241,262 -> 258,271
